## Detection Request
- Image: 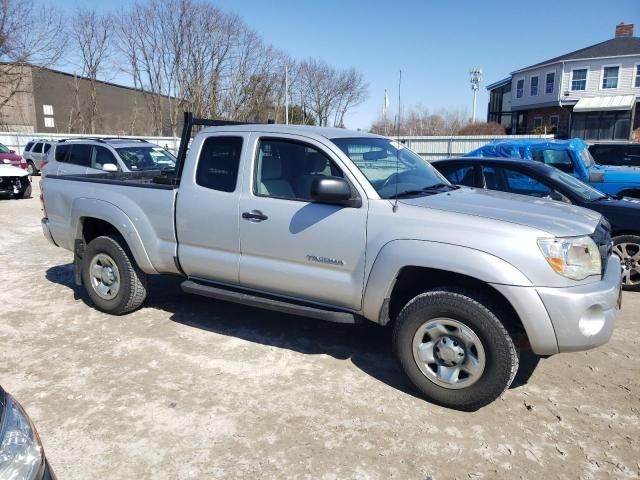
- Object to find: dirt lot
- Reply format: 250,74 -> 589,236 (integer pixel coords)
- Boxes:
0,181 -> 639,479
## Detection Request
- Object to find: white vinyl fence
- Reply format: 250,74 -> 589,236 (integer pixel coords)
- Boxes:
0,131 -> 555,161
399,134 -> 555,161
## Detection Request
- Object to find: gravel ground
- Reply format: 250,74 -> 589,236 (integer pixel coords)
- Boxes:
1,181 -> 639,479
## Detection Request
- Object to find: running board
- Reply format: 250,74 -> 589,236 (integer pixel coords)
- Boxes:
181,279 -> 362,324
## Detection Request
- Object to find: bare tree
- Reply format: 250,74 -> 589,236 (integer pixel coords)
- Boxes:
0,0 -> 65,129
298,58 -> 368,127
371,106 -> 468,136
71,8 -> 111,134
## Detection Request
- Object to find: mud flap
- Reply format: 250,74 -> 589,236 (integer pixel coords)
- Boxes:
74,239 -> 85,286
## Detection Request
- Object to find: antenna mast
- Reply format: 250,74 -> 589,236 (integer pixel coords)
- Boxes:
469,67 -> 482,123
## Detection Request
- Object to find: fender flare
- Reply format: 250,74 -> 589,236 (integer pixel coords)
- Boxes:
361,239 -> 533,322
70,198 -> 157,274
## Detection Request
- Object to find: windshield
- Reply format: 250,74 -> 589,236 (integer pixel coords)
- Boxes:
116,146 -> 176,171
0,143 -> 9,153
579,147 -> 595,168
547,166 -> 606,202
331,137 -> 450,198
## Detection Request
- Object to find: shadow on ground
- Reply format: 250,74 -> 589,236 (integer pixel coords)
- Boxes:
46,263 -> 539,404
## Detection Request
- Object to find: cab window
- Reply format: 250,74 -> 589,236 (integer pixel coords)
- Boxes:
196,136 -> 243,192
254,138 -> 343,201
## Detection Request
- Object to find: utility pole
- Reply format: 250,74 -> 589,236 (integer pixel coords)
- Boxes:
469,68 -> 482,123
285,64 -> 289,125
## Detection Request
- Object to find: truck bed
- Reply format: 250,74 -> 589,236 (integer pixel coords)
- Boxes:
43,170 -> 181,275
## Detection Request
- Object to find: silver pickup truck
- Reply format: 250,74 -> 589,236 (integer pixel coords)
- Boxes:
41,114 -> 622,410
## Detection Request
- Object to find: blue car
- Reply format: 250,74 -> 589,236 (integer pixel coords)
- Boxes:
466,138 -> 640,198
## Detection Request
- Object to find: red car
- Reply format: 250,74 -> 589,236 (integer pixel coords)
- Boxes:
0,141 -> 28,169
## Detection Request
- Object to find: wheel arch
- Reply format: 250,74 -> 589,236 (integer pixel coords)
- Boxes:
71,199 -> 157,274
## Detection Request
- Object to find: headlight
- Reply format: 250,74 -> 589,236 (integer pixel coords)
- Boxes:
537,235 -> 601,280
0,393 -> 44,480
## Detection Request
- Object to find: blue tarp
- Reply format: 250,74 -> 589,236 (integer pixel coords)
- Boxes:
465,138 -> 588,160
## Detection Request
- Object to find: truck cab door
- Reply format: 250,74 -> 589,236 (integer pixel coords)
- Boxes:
175,133 -> 248,285
238,134 -> 368,310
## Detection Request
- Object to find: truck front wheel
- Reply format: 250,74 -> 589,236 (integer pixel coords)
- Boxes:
393,288 -> 519,411
82,235 -> 148,315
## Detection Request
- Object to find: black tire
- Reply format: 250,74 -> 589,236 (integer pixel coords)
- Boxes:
26,161 -> 37,175
613,235 -> 640,292
393,288 -> 519,411
82,235 -> 147,314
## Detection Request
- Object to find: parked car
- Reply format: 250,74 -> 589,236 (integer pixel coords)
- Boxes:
434,157 -> 640,291
0,142 -> 28,170
0,159 -> 32,198
23,140 -> 55,175
466,138 -> 640,198
41,113 -> 621,411
0,385 -> 56,479
43,137 -> 176,176
588,143 -> 640,167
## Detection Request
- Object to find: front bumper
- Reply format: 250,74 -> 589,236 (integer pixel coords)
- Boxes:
41,218 -> 58,247
536,255 -> 621,353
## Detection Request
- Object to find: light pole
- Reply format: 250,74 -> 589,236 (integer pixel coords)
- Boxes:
469,68 -> 482,123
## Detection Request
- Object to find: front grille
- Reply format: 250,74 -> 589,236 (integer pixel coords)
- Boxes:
591,218 -> 612,277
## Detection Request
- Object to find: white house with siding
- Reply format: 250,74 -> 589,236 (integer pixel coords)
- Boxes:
487,22 -> 640,141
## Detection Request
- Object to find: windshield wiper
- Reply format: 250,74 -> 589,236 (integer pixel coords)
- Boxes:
386,183 -> 457,199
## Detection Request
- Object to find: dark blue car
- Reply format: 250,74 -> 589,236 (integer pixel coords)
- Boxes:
466,138 -> 640,198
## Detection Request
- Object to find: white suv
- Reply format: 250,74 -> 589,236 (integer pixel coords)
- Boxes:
43,138 -> 176,176
23,139 -> 55,175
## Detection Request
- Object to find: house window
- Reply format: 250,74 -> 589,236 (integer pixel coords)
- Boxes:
530,76 -> 539,96
571,69 -> 587,91
516,79 -> 524,98
44,117 -> 55,128
42,105 -> 54,116
549,115 -> 560,132
533,116 -> 543,129
634,65 -> 640,88
601,66 -> 619,89
545,72 -> 555,94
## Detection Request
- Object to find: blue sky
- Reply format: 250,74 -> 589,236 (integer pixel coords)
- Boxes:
52,0 -> 639,129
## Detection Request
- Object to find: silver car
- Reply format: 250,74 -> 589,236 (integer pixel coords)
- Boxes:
43,138 -> 176,176
23,139 -> 55,175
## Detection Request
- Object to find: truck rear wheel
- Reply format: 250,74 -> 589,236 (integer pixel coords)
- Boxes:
82,235 -> 147,315
393,288 -> 519,411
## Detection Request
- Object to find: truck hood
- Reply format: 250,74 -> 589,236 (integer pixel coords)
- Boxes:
400,187 -> 601,237
593,163 -> 640,185
0,164 -> 28,177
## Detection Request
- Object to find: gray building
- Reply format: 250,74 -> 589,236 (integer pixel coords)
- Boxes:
0,64 -> 174,135
487,23 -> 640,141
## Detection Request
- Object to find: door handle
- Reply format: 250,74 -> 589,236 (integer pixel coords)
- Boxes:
242,210 -> 268,222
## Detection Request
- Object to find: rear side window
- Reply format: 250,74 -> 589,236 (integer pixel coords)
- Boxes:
55,144 -> 70,162
33,142 -> 43,153
67,144 -> 92,167
196,136 -> 243,192
438,164 -> 476,187
24,142 -> 34,152
44,143 -> 52,153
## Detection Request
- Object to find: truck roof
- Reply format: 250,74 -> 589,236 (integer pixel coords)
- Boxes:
199,124 -> 384,140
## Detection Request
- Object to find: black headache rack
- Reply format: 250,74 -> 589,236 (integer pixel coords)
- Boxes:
152,111 -> 274,186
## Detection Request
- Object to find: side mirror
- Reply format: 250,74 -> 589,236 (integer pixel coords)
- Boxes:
102,163 -> 118,172
310,177 -> 361,207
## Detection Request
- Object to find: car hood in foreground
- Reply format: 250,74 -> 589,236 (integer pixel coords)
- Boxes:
400,187 -> 601,237
0,164 -> 28,177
